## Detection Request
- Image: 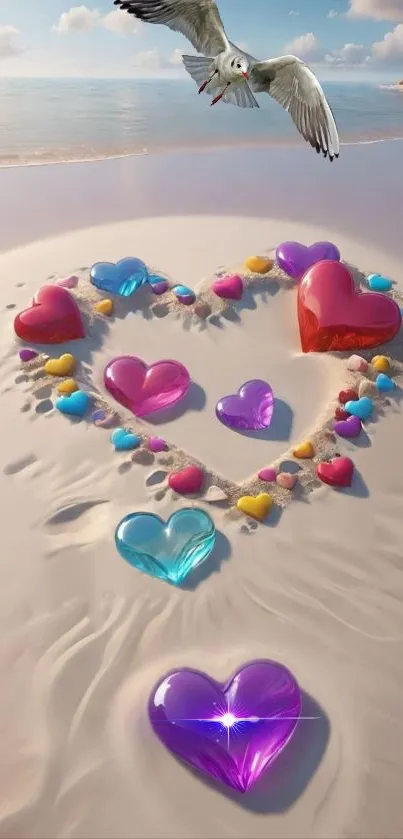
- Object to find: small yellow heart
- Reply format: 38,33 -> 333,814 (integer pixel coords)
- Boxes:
245,256 -> 273,274
95,299 -> 114,316
57,378 -> 78,395
237,493 -> 273,522
372,355 -> 390,373
44,353 -> 75,377
293,441 -> 315,459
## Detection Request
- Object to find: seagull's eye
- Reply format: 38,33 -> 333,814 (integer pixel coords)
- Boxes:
237,63 -> 241,69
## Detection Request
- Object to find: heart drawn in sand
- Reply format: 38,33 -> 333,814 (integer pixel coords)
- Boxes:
298,261 -> 402,353
104,356 -> 190,418
276,240 -> 341,281
216,380 -> 274,432
115,508 -> 216,585
14,286 -> 85,345
149,659 -> 302,793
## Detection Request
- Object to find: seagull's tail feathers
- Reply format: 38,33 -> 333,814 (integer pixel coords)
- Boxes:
182,54 -> 217,91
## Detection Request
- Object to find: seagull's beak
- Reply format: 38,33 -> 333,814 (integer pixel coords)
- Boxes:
242,71 -> 249,79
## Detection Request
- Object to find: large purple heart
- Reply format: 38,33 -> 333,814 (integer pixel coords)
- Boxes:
216,379 -> 274,431
149,660 -> 302,794
276,241 -> 341,281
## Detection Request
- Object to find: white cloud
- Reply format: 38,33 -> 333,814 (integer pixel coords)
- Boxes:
0,24 -> 25,58
54,5 -> 141,35
53,5 -> 100,33
101,9 -> 141,35
372,23 -> 403,59
284,32 -> 325,61
347,0 -> 403,21
132,49 -> 165,71
327,9 -> 338,18
169,48 -> 183,66
288,10 -> 300,15
326,42 -> 370,65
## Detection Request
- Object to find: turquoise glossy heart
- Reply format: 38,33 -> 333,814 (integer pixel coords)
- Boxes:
111,427 -> 141,451
90,257 -> 148,297
345,396 -> 373,420
367,273 -> 393,292
115,508 -> 216,585
56,390 -> 90,417
376,373 -> 396,392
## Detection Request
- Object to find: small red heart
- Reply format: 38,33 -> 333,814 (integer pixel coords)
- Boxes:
168,465 -> 204,495
316,456 -> 354,488
298,261 -> 401,352
14,285 -> 85,345
335,407 -> 350,421
338,389 -> 358,405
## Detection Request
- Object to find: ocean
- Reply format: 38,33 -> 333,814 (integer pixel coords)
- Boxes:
1,77 -> 403,167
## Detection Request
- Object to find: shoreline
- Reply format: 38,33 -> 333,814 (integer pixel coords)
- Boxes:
1,132 -> 403,171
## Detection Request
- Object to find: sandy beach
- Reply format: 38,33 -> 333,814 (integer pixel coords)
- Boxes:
1,144 -> 403,839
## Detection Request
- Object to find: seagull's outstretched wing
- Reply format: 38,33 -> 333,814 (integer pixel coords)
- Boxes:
249,56 -> 339,161
113,0 -> 229,56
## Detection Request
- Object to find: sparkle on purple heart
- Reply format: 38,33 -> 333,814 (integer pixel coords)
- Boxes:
149,660 -> 313,794
216,380 -> 274,431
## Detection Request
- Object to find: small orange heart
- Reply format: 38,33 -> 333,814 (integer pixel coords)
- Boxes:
44,353 -> 75,377
293,441 -> 315,459
237,493 -> 273,522
57,378 -> 78,394
276,472 -> 297,490
244,256 -> 273,274
371,355 -> 390,373
95,299 -> 114,316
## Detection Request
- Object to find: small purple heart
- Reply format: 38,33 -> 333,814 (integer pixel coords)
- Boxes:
56,275 -> 79,289
216,379 -> 274,431
149,659 -> 302,794
276,241 -> 341,281
151,281 -> 169,296
258,467 -> 277,482
19,348 -> 37,362
334,415 -> 362,439
148,436 -> 168,453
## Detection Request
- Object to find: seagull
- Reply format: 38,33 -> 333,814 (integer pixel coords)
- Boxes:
113,0 -> 339,161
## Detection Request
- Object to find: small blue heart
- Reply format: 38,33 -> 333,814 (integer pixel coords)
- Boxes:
90,257 -> 148,297
173,284 -> 196,303
111,428 -> 141,451
345,396 -> 373,420
115,507 -> 216,585
376,373 -> 396,392
367,273 -> 393,292
56,390 -> 90,417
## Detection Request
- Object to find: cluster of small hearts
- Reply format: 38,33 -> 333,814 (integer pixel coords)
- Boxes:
13,244 -> 402,796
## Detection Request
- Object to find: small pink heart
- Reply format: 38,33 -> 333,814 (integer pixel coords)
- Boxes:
258,467 -> 277,482
56,275 -> 79,289
211,274 -> 244,301
148,436 -> 168,453
276,472 -> 297,490
346,354 -> 368,373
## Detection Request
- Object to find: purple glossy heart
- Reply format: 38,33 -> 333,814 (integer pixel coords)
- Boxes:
216,380 -> 274,431
149,660 -> 301,794
334,414 -> 362,438
276,241 -> 341,281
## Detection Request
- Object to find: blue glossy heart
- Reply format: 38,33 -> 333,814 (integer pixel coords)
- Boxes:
115,508 -> 216,585
173,284 -> 196,303
376,373 -> 396,392
90,257 -> 148,297
345,396 -> 373,420
111,427 -> 141,451
56,390 -> 90,417
367,273 -> 393,292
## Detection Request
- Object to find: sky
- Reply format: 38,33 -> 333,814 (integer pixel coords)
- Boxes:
1,0 -> 403,81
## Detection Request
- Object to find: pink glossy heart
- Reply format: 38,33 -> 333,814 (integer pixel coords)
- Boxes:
276,472 -> 297,490
168,465 -> 204,495
258,467 -> 277,482
56,275 -> 79,289
211,274 -> 244,301
104,356 -> 190,417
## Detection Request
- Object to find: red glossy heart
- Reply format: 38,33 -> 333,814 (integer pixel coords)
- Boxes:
316,456 -> 354,488
335,407 -> 350,421
338,389 -> 358,405
14,285 -> 85,345
168,465 -> 204,495
298,261 -> 402,352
